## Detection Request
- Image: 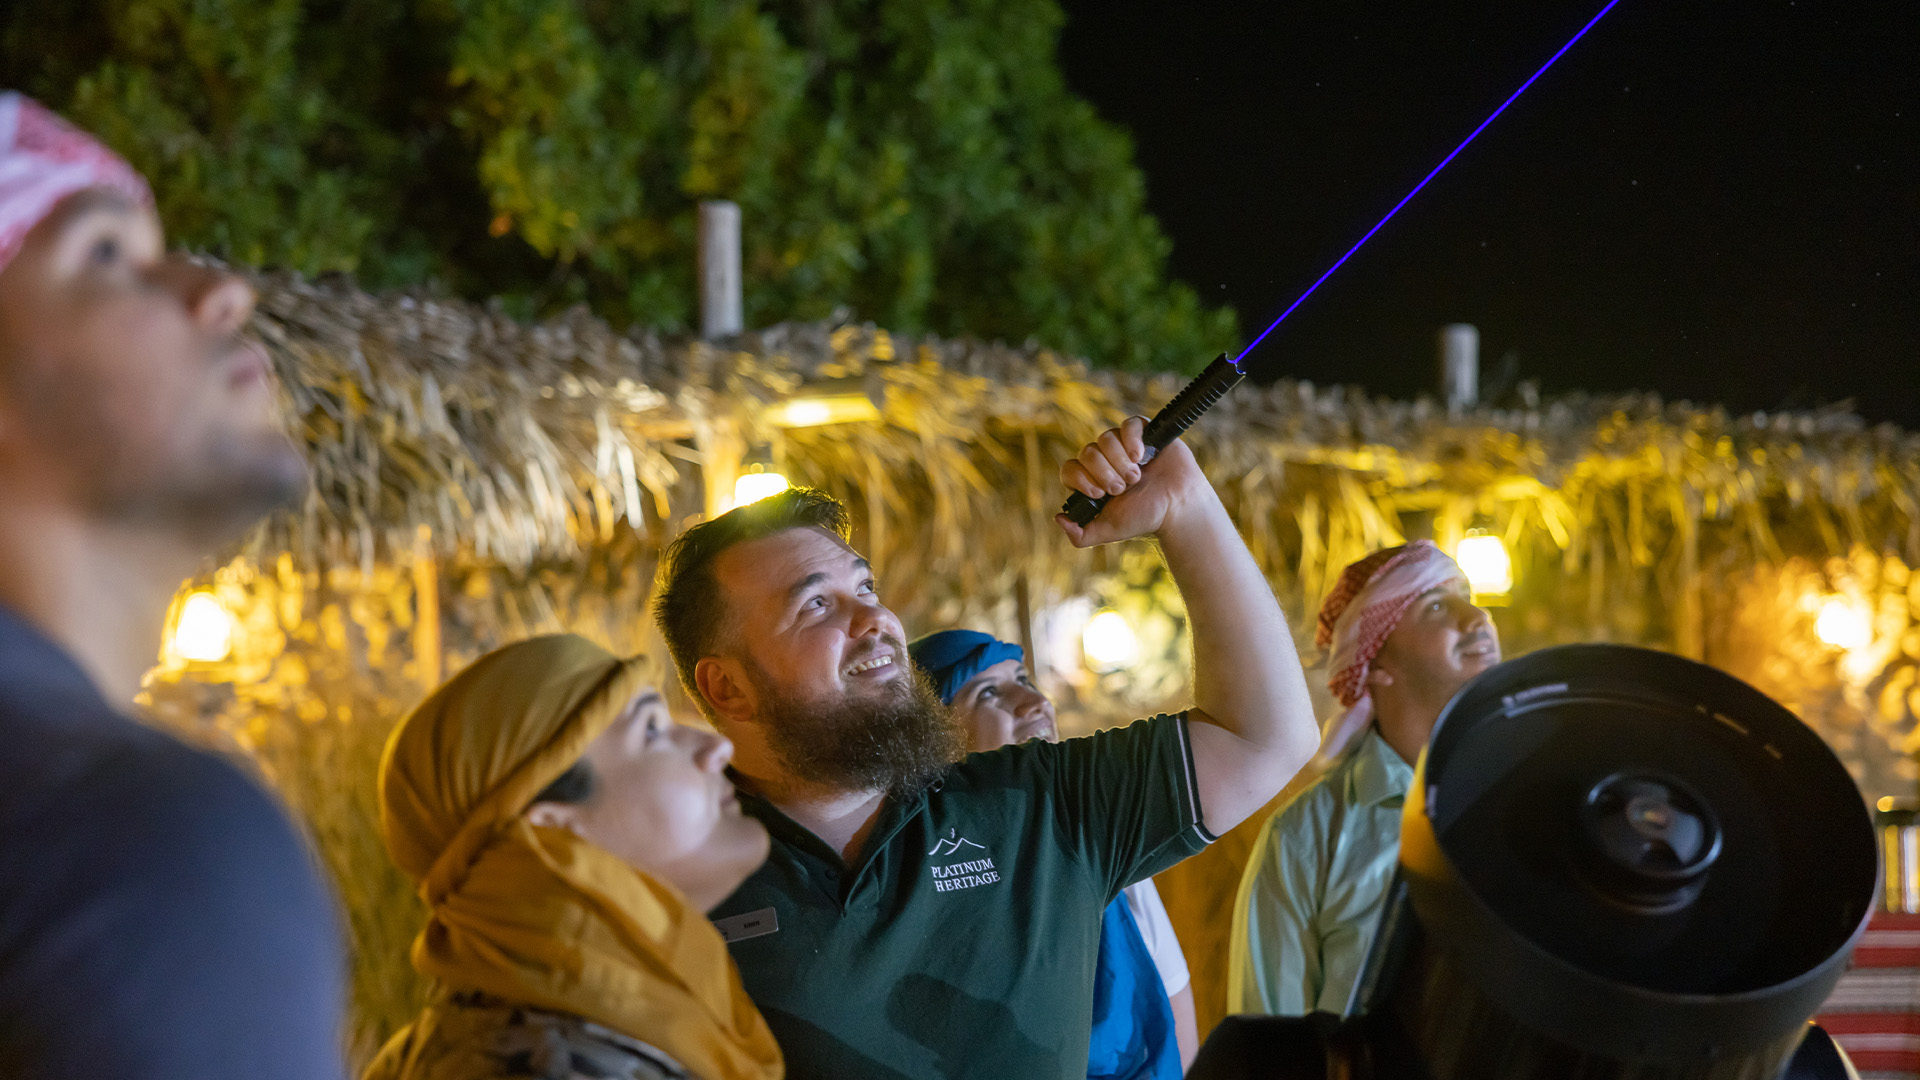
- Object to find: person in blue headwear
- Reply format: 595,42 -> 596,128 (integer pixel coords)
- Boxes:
910,629 -> 1198,1080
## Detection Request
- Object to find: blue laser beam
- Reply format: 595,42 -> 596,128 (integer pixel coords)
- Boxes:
1231,0 -> 1622,370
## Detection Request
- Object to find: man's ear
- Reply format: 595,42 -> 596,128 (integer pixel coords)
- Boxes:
695,655 -> 757,725
526,802 -> 582,835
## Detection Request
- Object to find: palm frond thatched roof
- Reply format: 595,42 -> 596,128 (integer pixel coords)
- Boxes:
252,269 -> 1920,613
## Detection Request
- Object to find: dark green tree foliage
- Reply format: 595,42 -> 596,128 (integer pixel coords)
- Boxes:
3,0 -> 1235,371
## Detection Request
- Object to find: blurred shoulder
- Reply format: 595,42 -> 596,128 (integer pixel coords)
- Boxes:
0,718 -> 345,1078
0,712 -> 331,911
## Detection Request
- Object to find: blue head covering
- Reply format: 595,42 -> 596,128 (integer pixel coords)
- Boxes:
907,630 -> 1025,705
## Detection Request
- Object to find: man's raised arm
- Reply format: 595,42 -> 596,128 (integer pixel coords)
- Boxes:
1057,417 -> 1318,834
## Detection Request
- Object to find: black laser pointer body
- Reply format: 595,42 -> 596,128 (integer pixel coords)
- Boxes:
1061,354 -> 1244,527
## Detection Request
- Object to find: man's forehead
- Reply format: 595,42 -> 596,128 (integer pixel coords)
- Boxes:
53,187 -> 139,217
715,526 -> 866,599
1384,581 -> 1472,638
37,188 -> 147,237
8,188 -> 154,268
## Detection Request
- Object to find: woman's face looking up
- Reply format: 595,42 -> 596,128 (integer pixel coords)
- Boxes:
529,689 -> 769,911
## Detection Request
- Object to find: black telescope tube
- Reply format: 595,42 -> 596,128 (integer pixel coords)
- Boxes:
1060,353 -> 1245,527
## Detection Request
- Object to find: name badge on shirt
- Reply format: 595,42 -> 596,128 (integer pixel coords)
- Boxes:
714,907 -> 779,944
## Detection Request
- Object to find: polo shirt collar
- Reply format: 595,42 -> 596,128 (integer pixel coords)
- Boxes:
728,768 -> 934,873
1345,727 -> 1414,809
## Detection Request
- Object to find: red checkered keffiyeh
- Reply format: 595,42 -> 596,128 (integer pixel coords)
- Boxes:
0,93 -> 151,276
1314,540 -> 1468,761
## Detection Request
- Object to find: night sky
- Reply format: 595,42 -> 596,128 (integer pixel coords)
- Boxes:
1056,1 -> 1918,426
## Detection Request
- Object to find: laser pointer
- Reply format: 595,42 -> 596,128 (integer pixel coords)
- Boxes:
1061,354 -> 1244,526
1062,0 -> 1621,529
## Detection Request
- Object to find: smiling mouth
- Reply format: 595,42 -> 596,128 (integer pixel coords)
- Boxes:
1018,720 -> 1058,743
843,654 -> 895,677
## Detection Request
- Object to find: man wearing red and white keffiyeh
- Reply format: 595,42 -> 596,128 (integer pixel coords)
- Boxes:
1314,539 -> 1501,766
1226,540 -> 1500,1017
0,93 -> 343,1080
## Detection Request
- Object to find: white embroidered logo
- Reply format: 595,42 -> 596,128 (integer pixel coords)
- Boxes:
927,830 -> 987,857
927,829 -> 1000,893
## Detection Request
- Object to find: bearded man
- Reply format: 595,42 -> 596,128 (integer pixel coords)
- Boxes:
1227,540 -> 1501,1017
0,94 -> 342,1077
653,418 -> 1319,1080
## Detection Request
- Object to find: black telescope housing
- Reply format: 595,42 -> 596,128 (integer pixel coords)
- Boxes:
1192,644 -> 1877,1080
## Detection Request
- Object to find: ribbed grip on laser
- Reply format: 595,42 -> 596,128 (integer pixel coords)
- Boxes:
1060,353 -> 1246,527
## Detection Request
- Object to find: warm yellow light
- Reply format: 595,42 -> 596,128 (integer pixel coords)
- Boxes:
732,469 -> 790,508
173,591 -> 234,662
1082,609 -> 1140,673
765,394 -> 882,428
1816,597 -> 1872,650
1454,532 -> 1513,598
781,401 -> 834,426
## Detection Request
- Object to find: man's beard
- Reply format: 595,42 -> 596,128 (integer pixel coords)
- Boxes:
749,651 -> 966,801
94,429 -> 310,544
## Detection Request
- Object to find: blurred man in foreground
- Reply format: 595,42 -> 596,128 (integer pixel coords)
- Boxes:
1227,540 -> 1499,1017
909,628 -> 1199,1079
653,418 -> 1319,1080
0,93 -> 343,1077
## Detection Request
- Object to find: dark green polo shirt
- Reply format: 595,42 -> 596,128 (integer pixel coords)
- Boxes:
710,712 -> 1214,1080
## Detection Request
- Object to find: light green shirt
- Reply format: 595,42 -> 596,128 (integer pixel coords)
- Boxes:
1227,728 -> 1412,1017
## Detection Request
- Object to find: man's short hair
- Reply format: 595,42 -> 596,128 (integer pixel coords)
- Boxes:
652,486 -> 851,702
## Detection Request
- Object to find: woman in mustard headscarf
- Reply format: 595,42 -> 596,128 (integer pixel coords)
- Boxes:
364,634 -> 783,1080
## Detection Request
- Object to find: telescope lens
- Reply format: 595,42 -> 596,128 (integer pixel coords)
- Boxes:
1576,770 -> 1723,914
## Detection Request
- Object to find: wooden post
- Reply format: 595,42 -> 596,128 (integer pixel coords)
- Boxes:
1020,429 -> 1046,687
411,524 -> 442,690
698,201 -> 743,338
695,414 -> 746,520
1438,323 -> 1478,412
1014,571 -> 1040,686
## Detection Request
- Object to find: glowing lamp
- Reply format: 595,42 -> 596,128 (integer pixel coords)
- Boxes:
763,377 -> 885,429
1454,532 -> 1513,599
765,394 -> 881,428
172,591 -> 235,663
1082,609 -> 1140,673
777,401 -> 834,427
1815,597 -> 1871,651
732,468 -> 790,508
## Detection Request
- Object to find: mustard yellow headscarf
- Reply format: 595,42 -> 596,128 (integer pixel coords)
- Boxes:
375,634 -> 782,1080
